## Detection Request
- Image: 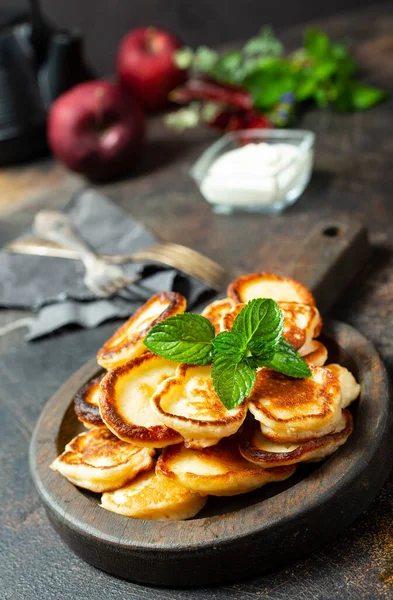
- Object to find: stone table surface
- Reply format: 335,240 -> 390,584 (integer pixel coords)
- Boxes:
1,3 -> 393,599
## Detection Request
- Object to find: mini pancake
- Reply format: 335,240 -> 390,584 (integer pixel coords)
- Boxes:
101,468 -> 207,520
326,364 -> 361,407
201,298 -> 234,333
74,373 -> 105,428
97,291 -> 186,369
222,301 -> 322,354
220,302 -> 245,332
303,340 -> 328,367
239,409 -> 353,467
248,366 -> 343,442
50,427 -> 155,493
279,302 -> 322,353
99,352 -> 182,448
228,272 -> 316,306
151,364 -> 247,449
157,439 -> 296,496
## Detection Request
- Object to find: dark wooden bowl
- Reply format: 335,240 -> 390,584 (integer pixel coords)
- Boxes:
29,320 -> 392,587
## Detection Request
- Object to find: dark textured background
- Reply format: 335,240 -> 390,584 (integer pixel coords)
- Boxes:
1,0 -> 375,74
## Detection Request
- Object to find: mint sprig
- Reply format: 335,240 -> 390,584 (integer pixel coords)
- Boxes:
264,337 -> 312,378
212,355 -> 256,410
144,299 -> 311,409
212,331 -> 246,362
172,27 -> 387,129
144,313 -> 215,366
231,298 -> 284,345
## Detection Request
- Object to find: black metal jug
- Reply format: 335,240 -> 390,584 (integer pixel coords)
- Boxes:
0,1 -> 93,165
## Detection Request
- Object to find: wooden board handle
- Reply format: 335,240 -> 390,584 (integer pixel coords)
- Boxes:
286,216 -> 369,313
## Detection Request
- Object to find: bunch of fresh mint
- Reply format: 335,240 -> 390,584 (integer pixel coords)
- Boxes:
144,299 -> 311,409
174,27 -> 386,123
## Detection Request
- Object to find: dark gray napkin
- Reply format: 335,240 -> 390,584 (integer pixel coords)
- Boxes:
0,189 -> 213,340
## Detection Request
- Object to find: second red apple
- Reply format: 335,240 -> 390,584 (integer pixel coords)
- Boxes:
117,26 -> 187,112
48,80 -> 145,181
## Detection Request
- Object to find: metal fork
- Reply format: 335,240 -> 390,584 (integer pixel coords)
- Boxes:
33,211 -> 138,297
10,219 -> 230,291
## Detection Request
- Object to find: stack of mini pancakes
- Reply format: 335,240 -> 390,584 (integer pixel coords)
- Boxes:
51,273 -> 360,520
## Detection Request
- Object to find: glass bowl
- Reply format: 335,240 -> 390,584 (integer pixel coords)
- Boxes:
190,129 -> 315,215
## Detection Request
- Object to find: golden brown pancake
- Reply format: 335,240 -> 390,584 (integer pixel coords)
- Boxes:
74,373 -> 105,428
50,427 -> 155,492
239,409 -> 353,467
220,302 -> 245,332
101,468 -> 207,519
97,291 -> 186,369
326,364 -> 361,407
248,366 -> 343,442
151,364 -> 247,449
222,301 -> 322,354
201,298 -> 234,333
228,272 -> 316,306
303,340 -> 328,367
99,352 -> 182,448
157,438 -> 295,496
279,302 -> 322,353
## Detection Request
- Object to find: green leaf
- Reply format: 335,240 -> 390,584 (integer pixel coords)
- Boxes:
245,61 -> 296,110
218,51 -> 242,73
330,41 -> 351,61
194,46 -> 219,72
297,81 -> 316,102
212,356 -> 256,409
266,337 -> 312,378
331,78 -> 353,111
231,298 -> 284,347
312,59 -> 337,81
313,87 -> 330,108
201,102 -> 221,122
350,83 -> 387,110
212,331 -> 246,362
144,314 -> 215,365
174,47 -> 194,69
332,45 -> 356,77
164,103 -> 201,131
248,338 -> 276,364
304,28 -> 330,59
243,27 -> 283,58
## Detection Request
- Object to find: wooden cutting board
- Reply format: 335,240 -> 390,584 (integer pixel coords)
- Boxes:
29,216 -> 393,586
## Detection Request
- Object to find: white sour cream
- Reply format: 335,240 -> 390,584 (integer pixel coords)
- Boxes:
200,142 -> 312,210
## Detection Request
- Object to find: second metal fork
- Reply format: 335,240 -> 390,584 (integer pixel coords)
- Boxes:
34,211 -> 138,297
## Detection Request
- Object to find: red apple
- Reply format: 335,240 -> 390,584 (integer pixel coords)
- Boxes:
117,26 -> 187,112
47,80 -> 145,181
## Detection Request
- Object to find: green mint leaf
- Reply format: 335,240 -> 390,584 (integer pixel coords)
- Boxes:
174,47 -> 194,69
330,41 -> 351,61
304,28 -> 330,59
212,355 -> 256,409
266,337 -> 312,378
330,80 -> 353,111
194,46 -> 219,72
243,27 -> 283,58
201,102 -> 221,123
247,338 -> 276,364
231,298 -> 284,347
313,87 -> 330,108
295,75 -> 316,102
212,331 -> 246,362
218,51 -> 242,74
312,59 -> 337,81
350,83 -> 387,110
245,61 -> 295,111
144,314 -> 214,365
164,103 -> 201,131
